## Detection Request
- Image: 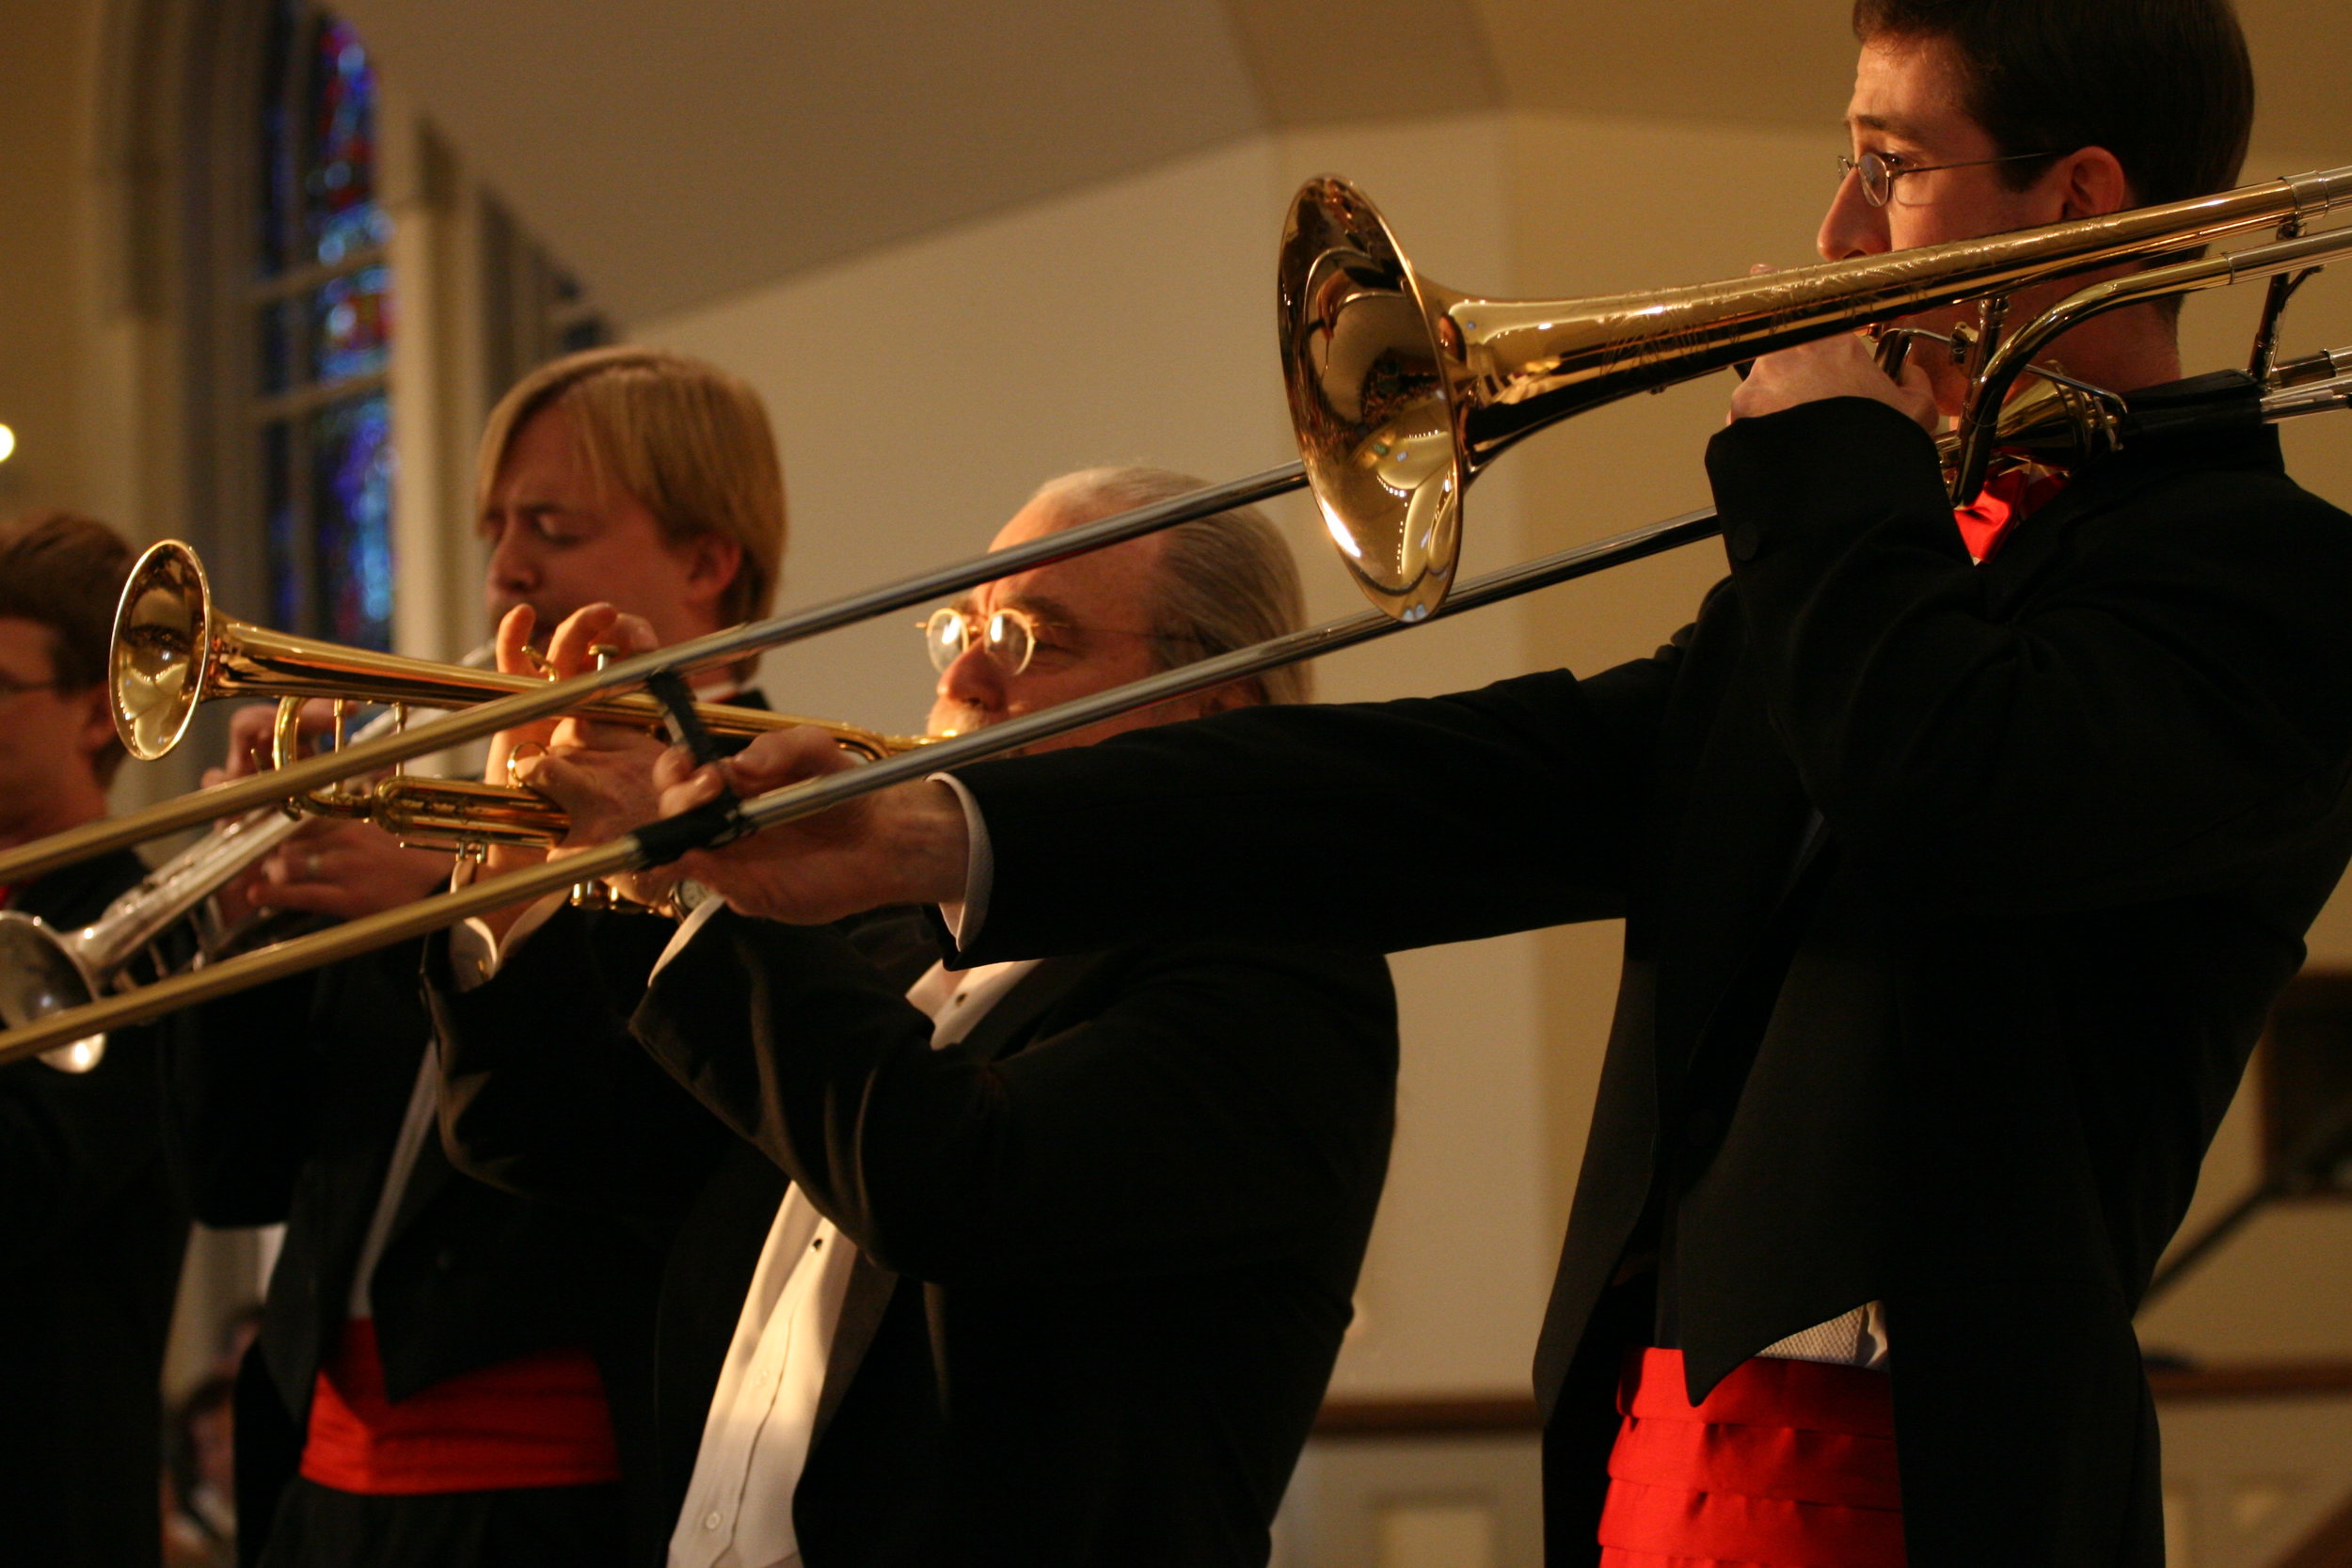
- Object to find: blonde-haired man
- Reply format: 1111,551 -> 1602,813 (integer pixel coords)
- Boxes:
169,346 -> 786,1568
474,346 -> 783,671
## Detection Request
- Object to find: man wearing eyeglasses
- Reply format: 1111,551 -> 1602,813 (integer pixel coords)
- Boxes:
425,466 -> 1395,1568
606,4 -> 2352,1567
0,513 -> 194,1568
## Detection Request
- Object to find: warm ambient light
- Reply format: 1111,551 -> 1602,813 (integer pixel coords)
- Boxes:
0,425 -> 15,465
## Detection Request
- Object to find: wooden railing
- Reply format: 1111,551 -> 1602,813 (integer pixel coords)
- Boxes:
1311,1360 -> 2352,1439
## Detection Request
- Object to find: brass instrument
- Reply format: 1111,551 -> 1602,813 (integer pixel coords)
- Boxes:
4,166 -> 2352,1065
0,811 -> 291,1072
0,751 -> 359,1073
1279,167 -> 2352,619
111,540 -> 931,852
0,655 -> 504,1069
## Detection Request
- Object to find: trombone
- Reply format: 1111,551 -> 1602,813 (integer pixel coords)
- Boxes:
4,166 -> 2352,1065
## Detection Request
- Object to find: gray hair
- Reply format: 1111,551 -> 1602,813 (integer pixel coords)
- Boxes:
1029,466 -> 1312,705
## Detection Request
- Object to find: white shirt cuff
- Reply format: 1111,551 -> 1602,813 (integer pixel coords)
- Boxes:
928,772 -> 993,952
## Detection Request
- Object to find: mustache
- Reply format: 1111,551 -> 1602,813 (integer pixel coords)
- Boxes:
927,703 -> 993,740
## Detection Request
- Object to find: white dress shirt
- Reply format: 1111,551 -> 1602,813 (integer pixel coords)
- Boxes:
667,928 -> 1037,1568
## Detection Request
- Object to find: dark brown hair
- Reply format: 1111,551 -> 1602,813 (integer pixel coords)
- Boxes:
1851,0 -> 2255,206
0,512 -> 135,781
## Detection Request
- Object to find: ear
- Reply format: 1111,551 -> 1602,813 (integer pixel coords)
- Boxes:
73,685 -> 117,778
2057,146 -> 2132,221
1188,679 -> 1256,719
678,533 -> 745,613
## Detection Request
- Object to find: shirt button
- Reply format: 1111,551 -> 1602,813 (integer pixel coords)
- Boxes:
704,1511 -> 723,1531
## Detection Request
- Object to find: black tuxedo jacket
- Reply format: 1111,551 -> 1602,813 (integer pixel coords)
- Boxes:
946,397 -> 2352,1567
0,848 -> 191,1568
168,915 -> 680,1566
425,905 -> 1396,1567
168,689 -> 780,1567
423,905 -> 942,1563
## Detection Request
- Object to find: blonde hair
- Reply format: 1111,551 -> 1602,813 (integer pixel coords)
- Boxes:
1030,467 -> 1312,705
476,347 -> 786,637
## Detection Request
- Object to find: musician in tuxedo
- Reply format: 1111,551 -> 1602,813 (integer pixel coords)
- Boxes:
0,513 -> 193,1568
167,346 -> 787,1568
424,466 -> 1398,1567
610,5 -> 2352,1565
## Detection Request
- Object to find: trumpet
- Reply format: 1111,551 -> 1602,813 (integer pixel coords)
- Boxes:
0,811 -> 293,1072
0,685 -> 450,1070
111,540 -> 932,853
3,165 -> 2352,1066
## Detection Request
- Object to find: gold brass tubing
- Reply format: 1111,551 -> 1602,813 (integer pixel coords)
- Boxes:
0,465 -> 1308,889
1279,166 -> 2352,619
14,351 -> 2352,1070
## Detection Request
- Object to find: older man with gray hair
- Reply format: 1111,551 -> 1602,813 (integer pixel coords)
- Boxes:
426,466 -> 1397,1567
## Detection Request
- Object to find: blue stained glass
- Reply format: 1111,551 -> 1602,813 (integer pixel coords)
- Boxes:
310,393 -> 395,650
306,15 -> 388,265
314,264 -> 391,382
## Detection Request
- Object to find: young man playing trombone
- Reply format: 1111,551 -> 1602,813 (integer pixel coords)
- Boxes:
169,346 -> 785,1568
0,513 -> 193,1568
425,467 -> 1397,1568
593,3 -> 2352,1565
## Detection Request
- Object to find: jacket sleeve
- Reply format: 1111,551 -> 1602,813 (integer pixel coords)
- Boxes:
423,905 -> 726,1244
954,648 -> 1680,964
162,970 -> 326,1227
1708,397 -> 2352,914
631,913 -> 1399,1286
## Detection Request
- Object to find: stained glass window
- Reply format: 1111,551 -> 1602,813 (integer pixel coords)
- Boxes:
251,2 -> 395,651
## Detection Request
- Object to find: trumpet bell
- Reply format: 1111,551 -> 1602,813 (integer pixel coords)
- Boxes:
0,913 -> 104,1072
111,541 -> 217,763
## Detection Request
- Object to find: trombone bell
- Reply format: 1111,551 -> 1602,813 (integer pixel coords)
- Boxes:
1279,179 -> 1464,624
0,914 -> 103,1072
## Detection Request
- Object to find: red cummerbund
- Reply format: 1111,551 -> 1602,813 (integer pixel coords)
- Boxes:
1598,1347 -> 1904,1568
299,1317 -> 621,1496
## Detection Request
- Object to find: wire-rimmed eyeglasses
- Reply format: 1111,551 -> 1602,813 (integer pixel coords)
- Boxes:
919,606 -> 1198,677
1836,149 -> 2057,208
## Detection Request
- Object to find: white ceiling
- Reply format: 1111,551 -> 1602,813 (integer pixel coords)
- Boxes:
335,0 -> 2352,325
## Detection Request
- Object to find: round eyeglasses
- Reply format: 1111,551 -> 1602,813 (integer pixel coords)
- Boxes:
1836,149 -> 2057,208
922,606 -> 1044,675
919,606 -> 1202,677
